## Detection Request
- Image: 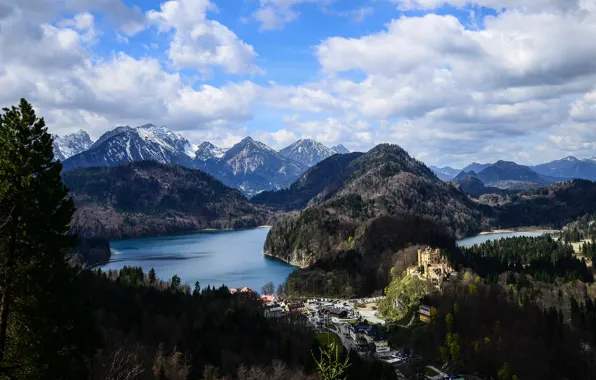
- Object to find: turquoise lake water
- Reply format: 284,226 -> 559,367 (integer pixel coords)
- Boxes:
101,228 -> 551,292
101,227 -> 294,292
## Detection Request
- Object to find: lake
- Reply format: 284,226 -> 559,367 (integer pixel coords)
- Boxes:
100,227 -> 294,292
101,228 -> 553,292
456,231 -> 551,248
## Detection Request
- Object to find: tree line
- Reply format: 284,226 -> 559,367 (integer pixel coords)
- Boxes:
453,235 -> 593,283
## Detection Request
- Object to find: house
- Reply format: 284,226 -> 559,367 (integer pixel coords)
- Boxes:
319,307 -> 348,322
349,322 -> 374,341
264,302 -> 284,319
285,301 -> 307,315
240,286 -> 255,293
229,288 -> 238,294
261,295 -> 275,302
374,340 -> 390,353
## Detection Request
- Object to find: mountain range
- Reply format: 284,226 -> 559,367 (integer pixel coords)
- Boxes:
432,157 -> 596,184
57,125 -> 350,196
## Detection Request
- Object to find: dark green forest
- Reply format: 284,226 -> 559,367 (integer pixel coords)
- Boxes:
387,279 -> 596,380
455,235 -> 593,283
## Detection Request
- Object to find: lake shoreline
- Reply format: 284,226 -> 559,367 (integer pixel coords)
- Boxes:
479,227 -> 560,235
109,225 -> 273,242
263,251 -> 307,269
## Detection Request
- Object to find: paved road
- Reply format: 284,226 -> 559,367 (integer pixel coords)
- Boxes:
334,322 -> 357,352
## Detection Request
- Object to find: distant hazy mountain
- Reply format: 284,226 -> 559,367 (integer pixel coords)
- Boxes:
63,161 -> 267,239
53,129 -> 94,161
430,166 -> 461,181
453,171 -> 505,196
62,124 -> 196,171
331,144 -> 350,154
476,160 -> 557,186
462,162 -> 492,173
454,170 -> 479,182
532,156 -> 596,180
279,139 -> 336,167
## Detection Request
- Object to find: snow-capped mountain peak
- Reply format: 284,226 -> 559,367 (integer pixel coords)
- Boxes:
279,138 -> 336,167
331,144 -> 350,154
195,141 -> 227,161
53,129 -> 94,160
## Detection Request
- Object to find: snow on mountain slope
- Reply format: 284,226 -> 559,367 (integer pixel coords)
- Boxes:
199,137 -> 307,196
279,139 -> 336,167
53,129 -> 93,161
195,141 -> 228,162
331,144 -> 350,154
62,124 -> 195,171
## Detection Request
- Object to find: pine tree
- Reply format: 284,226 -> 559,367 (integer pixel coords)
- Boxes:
0,99 -> 100,378
149,268 -> 157,284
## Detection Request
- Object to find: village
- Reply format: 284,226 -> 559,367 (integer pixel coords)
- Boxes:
231,247 -> 463,380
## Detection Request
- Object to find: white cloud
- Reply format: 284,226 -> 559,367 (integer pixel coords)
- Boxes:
253,0 -> 331,30
294,6 -> 596,165
58,12 -> 99,43
0,1 -> 260,140
147,0 -> 260,74
63,0 -> 146,35
252,128 -> 299,149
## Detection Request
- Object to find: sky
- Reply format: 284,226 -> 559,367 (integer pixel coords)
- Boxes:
2,0 -> 596,168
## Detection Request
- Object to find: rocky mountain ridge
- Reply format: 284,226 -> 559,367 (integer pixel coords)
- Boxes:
53,129 -> 94,161
60,125 -> 351,196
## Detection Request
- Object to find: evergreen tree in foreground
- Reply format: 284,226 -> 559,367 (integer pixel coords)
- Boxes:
0,99 -> 100,378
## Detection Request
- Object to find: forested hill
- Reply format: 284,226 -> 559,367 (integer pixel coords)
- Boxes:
63,161 -> 268,239
264,144 -> 483,271
251,152 -> 364,210
487,179 -> 596,229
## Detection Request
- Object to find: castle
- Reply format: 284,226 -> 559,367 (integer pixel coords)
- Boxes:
407,247 -> 455,289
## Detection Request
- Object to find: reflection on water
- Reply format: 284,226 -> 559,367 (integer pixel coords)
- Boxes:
456,231 -> 549,248
100,228 -> 294,292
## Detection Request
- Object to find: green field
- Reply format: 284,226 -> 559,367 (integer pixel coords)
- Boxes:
315,332 -> 345,354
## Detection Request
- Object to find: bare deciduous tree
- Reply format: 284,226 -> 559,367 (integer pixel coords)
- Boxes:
103,348 -> 145,380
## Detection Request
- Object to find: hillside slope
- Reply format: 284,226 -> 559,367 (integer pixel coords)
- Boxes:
63,161 -> 267,239
264,144 -> 482,270
251,152 -> 364,210
489,179 -> 596,229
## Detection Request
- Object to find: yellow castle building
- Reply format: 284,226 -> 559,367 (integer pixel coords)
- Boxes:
407,247 -> 454,289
